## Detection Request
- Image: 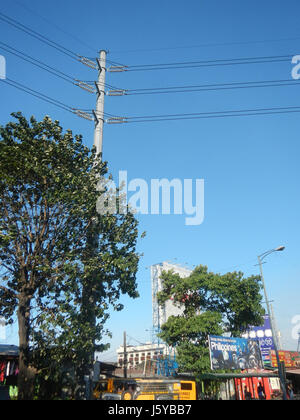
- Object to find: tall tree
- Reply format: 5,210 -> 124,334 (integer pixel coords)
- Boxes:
0,113 -> 141,399
157,265 -> 264,376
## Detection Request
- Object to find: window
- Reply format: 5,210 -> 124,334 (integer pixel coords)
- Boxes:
181,383 -> 193,391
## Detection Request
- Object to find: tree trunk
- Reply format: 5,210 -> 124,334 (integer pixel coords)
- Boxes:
17,293 -> 35,400
74,226 -> 97,400
75,284 -> 96,400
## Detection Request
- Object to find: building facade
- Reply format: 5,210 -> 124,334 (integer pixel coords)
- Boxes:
116,342 -> 169,369
151,262 -> 192,342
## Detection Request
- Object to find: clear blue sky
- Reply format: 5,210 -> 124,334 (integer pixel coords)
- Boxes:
0,0 -> 299,360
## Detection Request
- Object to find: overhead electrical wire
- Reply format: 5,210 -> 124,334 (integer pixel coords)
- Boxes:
1,11 -> 299,125
127,54 -> 292,68
106,58 -> 127,67
84,109 -> 124,118
0,41 -> 76,84
103,105 -> 300,124
0,41 -> 117,92
109,78 -> 300,96
0,78 -> 117,120
108,54 -> 293,72
4,77 -> 300,124
14,0 -> 97,54
0,11 -> 81,61
1,77 -> 77,114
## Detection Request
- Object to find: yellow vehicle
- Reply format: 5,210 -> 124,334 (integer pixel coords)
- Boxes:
93,377 -> 197,400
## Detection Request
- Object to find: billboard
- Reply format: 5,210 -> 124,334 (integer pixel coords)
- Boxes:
209,335 -> 263,371
270,350 -> 300,368
242,315 -> 275,367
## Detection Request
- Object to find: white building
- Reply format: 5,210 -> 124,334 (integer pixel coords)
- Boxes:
116,342 -> 169,369
115,262 -> 192,368
151,262 -> 192,339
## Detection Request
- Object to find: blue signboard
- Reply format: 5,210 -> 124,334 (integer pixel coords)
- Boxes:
243,315 -> 275,367
209,335 -> 263,371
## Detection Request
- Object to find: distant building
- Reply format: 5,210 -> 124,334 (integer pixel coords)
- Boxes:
115,262 -> 192,373
151,262 -> 192,340
116,342 -> 168,369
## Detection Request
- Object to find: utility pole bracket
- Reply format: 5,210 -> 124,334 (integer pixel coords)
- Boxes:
94,81 -> 105,96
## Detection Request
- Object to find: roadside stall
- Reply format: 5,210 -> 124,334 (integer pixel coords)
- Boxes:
270,350 -> 300,399
206,335 -> 282,400
286,369 -> 300,398
0,345 -> 19,400
200,371 -> 280,400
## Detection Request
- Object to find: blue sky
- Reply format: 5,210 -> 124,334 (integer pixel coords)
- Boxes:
0,0 -> 299,359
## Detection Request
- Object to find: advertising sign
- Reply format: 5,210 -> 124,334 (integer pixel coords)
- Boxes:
270,350 -> 300,368
242,315 -> 275,367
209,335 -> 263,371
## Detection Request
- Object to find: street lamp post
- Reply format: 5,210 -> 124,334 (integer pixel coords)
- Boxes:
257,246 -> 287,400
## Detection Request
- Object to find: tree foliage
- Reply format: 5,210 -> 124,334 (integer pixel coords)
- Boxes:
0,113 -> 141,399
157,265 -> 264,376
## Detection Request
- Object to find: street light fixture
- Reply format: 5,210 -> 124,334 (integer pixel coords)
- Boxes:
275,246 -> 285,252
257,246 -> 287,400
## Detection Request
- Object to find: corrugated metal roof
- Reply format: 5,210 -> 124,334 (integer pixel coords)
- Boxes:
0,345 -> 19,356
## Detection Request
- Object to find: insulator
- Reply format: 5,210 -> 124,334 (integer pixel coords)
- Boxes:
108,65 -> 128,73
79,56 -> 97,70
107,90 -> 127,96
73,109 -> 94,121
75,81 -> 96,94
107,117 -> 127,124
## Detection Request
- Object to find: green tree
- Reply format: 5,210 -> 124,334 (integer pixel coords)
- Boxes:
0,113 -> 141,399
157,265 -> 264,376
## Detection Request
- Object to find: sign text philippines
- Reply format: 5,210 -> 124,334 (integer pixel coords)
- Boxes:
209,335 -> 263,371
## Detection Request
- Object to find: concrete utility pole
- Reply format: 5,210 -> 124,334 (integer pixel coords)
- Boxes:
257,248 -> 287,400
93,50 -> 107,156
81,50 -> 107,400
123,331 -> 128,378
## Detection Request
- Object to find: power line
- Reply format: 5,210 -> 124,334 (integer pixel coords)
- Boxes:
107,78 -> 300,96
5,76 -> 300,125
0,11 -> 80,61
2,78 -> 72,112
106,58 -> 128,67
79,108 -> 122,119
108,54 -> 292,72
0,41 -> 76,84
0,78 -> 89,118
14,0 -> 97,54
0,42 -> 119,95
104,105 -> 300,124
128,54 -> 292,68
